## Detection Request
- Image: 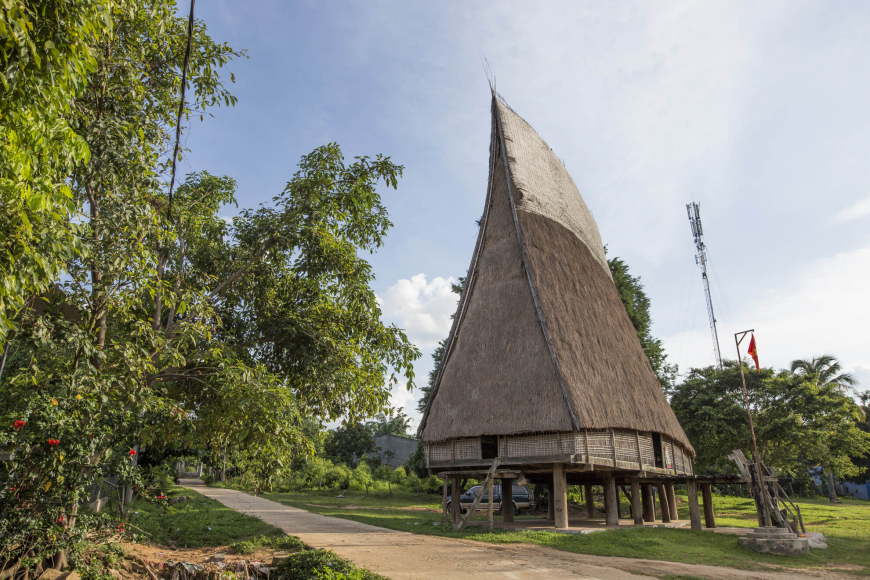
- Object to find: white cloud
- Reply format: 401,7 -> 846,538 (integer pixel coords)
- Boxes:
830,194 -> 870,225
378,274 -> 459,350
377,274 -> 461,429
663,244 -> 870,394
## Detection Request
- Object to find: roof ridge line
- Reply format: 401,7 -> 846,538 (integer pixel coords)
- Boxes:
494,101 -> 581,432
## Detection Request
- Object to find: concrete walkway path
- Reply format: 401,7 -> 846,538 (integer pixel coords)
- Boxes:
181,480 -> 846,580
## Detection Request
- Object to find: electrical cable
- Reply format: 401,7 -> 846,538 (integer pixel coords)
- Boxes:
167,0 -> 196,219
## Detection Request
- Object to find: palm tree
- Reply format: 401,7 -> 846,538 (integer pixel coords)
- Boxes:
790,354 -> 856,390
791,355 -> 857,502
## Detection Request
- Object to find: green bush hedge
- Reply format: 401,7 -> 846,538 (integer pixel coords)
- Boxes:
274,549 -> 386,580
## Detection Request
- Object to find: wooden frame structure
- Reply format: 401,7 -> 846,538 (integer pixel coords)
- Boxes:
435,461 -> 748,530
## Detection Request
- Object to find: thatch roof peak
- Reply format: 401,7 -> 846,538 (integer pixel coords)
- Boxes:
418,97 -> 693,456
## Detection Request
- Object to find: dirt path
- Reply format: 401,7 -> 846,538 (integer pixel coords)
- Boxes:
182,480 -> 847,580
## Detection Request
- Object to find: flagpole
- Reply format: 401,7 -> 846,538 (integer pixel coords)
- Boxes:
734,329 -> 771,527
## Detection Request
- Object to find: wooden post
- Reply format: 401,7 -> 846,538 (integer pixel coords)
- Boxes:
451,477 -> 461,524
584,483 -> 594,518
701,483 -> 716,529
630,479 -> 643,525
554,464 -> 568,529
442,479 -> 449,525
487,476 -> 494,531
657,485 -> 671,523
603,473 -> 619,526
502,478 -> 514,522
641,483 -> 655,522
686,479 -> 702,531
665,484 -> 678,521
547,482 -> 555,520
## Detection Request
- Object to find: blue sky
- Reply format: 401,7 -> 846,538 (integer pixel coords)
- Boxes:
181,1 -> 870,429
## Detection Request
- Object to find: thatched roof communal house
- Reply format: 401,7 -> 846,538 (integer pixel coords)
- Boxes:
418,96 -> 702,530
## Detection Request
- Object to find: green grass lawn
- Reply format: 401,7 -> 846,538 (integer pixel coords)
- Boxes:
255,487 -> 870,575
127,485 -> 286,547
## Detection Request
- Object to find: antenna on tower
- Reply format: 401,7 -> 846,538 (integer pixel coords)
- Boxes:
687,202 -> 722,367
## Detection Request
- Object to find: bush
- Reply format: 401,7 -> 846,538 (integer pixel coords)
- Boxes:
274,549 -> 385,580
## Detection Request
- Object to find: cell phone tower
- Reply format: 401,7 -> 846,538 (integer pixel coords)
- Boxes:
686,202 -> 722,367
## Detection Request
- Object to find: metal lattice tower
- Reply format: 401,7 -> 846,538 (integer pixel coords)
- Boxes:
686,202 -> 722,367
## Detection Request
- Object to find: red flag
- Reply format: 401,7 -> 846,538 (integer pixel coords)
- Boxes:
747,334 -> 759,370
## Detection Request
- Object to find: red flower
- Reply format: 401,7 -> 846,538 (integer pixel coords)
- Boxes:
47,439 -> 60,446
57,515 -> 64,523
13,420 -> 25,430
156,495 -> 167,499
129,449 -> 137,456
8,486 -> 15,491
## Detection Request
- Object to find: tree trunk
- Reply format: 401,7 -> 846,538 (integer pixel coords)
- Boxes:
828,471 -> 839,502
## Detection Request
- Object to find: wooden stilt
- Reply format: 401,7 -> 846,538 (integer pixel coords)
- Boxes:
701,483 -> 716,529
641,483 -> 655,522
630,479 -> 643,525
547,482 -> 555,520
657,485 -> 671,523
686,479 -> 702,531
584,483 -> 594,518
487,476 -> 494,531
451,477 -> 461,524
665,483 -> 678,521
603,473 -> 619,526
502,478 -> 514,522
554,464 -> 568,529
442,479 -> 449,525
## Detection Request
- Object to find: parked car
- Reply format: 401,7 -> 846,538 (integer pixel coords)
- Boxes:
446,484 -> 534,515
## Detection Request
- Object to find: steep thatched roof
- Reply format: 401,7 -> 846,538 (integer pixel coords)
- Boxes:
418,97 -> 693,455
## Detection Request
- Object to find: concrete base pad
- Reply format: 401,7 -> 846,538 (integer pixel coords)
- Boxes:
738,527 -> 810,555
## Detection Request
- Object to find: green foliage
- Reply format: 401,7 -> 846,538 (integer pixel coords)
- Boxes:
325,424 -> 377,467
791,354 -> 857,390
670,361 -> 870,478
404,440 -> 426,478
0,0 -> 110,342
607,253 -> 677,392
274,549 -> 386,580
852,391 -> 870,484
367,409 -> 411,437
2,2 -> 418,572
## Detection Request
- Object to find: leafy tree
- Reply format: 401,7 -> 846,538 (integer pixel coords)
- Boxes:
790,355 -> 859,499
324,424 -> 378,467
391,466 -> 407,489
0,0 -> 111,343
1,2 -> 418,571
791,355 -> 856,391
352,462 -> 373,494
607,253 -> 677,393
373,463 -> 393,495
404,442 -> 427,479
368,408 -> 411,436
670,361 -> 870,479
851,391 -> 870,484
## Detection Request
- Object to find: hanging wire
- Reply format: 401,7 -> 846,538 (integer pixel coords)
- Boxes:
168,0 -> 196,219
